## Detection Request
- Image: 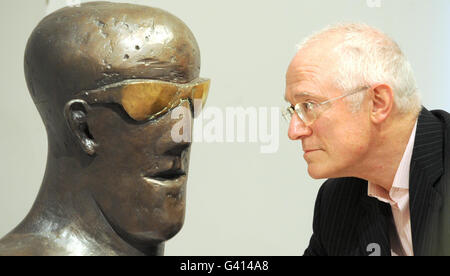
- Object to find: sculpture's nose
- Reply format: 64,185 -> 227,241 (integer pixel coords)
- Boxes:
155,99 -> 194,154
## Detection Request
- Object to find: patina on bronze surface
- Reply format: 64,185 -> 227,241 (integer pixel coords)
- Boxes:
0,1 -> 207,256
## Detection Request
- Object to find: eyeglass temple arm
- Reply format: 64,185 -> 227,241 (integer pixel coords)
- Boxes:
319,86 -> 370,106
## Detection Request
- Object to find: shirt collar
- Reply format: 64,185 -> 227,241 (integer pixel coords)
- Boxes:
368,119 -> 418,204
392,119 -> 417,189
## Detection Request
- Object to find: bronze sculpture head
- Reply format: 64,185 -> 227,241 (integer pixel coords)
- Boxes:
0,1 -> 209,256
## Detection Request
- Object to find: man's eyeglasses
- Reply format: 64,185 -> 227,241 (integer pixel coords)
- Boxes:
282,86 -> 370,126
75,78 -> 210,122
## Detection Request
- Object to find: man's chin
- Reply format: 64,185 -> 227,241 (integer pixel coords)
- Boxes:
307,164 -> 331,180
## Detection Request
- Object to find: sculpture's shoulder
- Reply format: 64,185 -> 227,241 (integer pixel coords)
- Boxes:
0,230 -> 126,256
0,233 -> 69,256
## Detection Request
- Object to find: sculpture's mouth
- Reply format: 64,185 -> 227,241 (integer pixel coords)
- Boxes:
142,169 -> 187,188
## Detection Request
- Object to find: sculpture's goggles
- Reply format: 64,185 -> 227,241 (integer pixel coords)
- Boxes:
76,78 -> 210,121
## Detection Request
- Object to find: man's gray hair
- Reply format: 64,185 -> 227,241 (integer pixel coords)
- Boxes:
298,23 -> 421,115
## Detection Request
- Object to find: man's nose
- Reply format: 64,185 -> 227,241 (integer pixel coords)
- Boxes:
288,114 -> 312,140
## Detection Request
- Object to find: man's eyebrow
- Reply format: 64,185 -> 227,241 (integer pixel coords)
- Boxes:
285,92 -> 319,103
293,92 -> 324,101
285,92 -> 325,103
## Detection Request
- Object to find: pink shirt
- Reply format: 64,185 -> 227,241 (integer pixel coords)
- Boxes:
368,120 -> 418,256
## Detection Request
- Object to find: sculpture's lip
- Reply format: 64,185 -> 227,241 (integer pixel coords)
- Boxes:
147,168 -> 186,180
142,174 -> 187,188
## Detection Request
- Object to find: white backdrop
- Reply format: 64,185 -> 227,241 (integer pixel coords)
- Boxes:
0,0 -> 449,256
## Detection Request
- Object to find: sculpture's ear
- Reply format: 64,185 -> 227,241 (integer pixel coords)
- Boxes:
64,99 -> 98,156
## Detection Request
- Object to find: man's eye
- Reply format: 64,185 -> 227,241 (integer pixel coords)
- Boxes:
303,102 -> 316,111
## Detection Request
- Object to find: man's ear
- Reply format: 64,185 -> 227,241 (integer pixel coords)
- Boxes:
64,99 -> 98,156
369,84 -> 394,124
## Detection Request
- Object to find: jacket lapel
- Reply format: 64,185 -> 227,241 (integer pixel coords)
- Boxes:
409,108 -> 444,255
356,187 -> 392,256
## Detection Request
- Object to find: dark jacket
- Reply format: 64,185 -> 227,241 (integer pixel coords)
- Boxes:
304,108 -> 450,256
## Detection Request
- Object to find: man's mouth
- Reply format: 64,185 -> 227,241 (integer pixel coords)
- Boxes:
304,149 -> 319,154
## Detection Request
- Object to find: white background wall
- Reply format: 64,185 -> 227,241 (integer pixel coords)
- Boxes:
0,0 -> 449,256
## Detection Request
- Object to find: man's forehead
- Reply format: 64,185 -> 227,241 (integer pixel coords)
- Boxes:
285,49 -> 340,102
287,52 -> 330,85
285,65 -> 329,102
285,88 -> 327,103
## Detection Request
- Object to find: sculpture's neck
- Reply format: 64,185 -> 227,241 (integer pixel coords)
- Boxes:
12,155 -> 165,256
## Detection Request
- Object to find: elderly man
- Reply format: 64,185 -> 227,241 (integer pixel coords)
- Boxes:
284,23 -> 450,256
